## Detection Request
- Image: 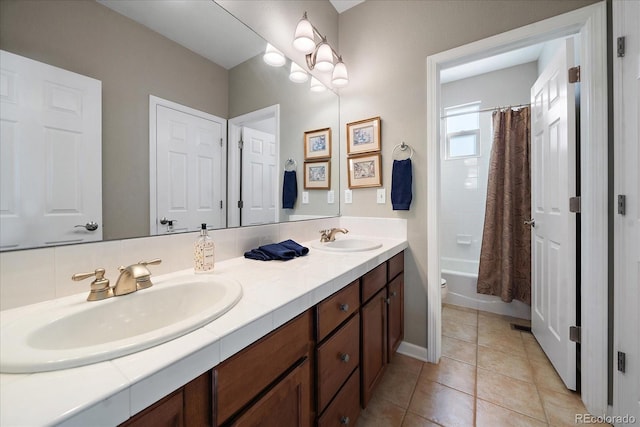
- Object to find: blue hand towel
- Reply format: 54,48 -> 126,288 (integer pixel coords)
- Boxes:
282,170 -> 297,209
279,239 -> 309,256
244,249 -> 272,261
391,158 -> 412,210
259,243 -> 296,260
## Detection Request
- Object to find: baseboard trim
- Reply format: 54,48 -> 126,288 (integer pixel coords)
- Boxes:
396,341 -> 430,362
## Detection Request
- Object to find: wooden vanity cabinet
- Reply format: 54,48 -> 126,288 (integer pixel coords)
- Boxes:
214,310 -> 313,426
387,252 -> 405,359
360,251 -> 405,408
119,371 -> 211,427
315,279 -> 361,425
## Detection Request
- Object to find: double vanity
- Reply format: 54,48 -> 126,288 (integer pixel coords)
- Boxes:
0,231 -> 407,426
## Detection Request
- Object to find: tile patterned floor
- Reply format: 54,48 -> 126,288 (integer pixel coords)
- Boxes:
356,304 -> 609,427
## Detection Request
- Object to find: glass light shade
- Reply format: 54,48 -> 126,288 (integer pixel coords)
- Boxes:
289,62 -> 309,83
263,43 -> 285,67
331,61 -> 349,87
310,77 -> 326,92
314,42 -> 334,72
293,18 -> 315,54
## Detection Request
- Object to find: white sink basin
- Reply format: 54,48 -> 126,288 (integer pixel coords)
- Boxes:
311,238 -> 382,252
0,275 -> 242,373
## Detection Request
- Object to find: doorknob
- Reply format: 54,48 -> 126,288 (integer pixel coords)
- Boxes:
524,218 -> 535,228
74,221 -> 99,231
159,217 -> 177,225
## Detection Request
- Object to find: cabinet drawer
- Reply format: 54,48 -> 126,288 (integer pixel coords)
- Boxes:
317,314 -> 360,412
121,389 -> 184,427
388,251 -> 404,281
361,262 -> 387,304
316,280 -> 359,342
215,310 -> 313,425
317,368 -> 360,427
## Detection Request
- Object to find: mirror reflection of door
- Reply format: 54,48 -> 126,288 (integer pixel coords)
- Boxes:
0,50 -> 102,251
241,126 -> 277,226
150,96 -> 226,235
228,105 -> 280,228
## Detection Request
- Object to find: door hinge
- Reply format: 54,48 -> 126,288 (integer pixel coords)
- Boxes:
238,139 -> 244,150
568,66 -> 581,83
569,196 -> 581,213
617,36 -> 626,57
618,351 -> 626,373
618,195 -> 626,215
237,200 -> 243,209
569,326 -> 581,343
220,200 -> 223,209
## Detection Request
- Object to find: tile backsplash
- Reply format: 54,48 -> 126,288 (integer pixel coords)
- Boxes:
0,217 -> 406,311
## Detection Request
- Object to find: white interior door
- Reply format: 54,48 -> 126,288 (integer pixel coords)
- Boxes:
241,126 -> 276,226
0,50 -> 102,250
614,0 -> 640,421
530,38 -> 577,390
152,98 -> 226,234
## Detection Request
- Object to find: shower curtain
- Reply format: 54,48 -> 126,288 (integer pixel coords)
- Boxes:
477,107 -> 531,305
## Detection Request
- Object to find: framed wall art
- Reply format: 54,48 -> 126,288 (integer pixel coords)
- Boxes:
304,160 -> 330,189
346,116 -> 381,155
304,127 -> 332,160
348,153 -> 382,188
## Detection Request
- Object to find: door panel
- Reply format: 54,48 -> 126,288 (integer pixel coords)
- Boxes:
530,38 -> 577,390
0,50 -> 102,250
155,103 -> 225,234
241,127 -> 276,226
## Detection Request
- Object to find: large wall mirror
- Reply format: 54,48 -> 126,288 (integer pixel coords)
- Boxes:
0,0 -> 339,251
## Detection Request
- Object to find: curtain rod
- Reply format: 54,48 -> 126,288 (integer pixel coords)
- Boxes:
441,103 -> 531,119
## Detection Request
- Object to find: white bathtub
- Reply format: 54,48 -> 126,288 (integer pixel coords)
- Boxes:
441,258 -> 530,320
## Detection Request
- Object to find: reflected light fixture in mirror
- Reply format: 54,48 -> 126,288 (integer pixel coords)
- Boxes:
263,43 -> 286,67
310,77 -> 326,92
293,12 -> 348,88
289,62 -> 309,83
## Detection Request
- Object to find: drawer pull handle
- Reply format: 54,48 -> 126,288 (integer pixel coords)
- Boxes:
339,303 -> 349,312
340,416 -> 350,425
340,353 -> 350,363
390,291 -> 397,297
385,297 -> 391,305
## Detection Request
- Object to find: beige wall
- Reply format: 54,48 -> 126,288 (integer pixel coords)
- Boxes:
337,0 -> 599,347
0,0 -> 228,240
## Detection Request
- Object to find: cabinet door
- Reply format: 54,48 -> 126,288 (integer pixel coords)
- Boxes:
231,358 -> 311,427
121,390 -> 184,427
360,288 -> 387,408
388,273 -> 404,359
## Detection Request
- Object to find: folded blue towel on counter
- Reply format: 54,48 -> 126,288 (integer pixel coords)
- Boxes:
279,239 -> 309,256
391,158 -> 413,210
244,239 -> 309,261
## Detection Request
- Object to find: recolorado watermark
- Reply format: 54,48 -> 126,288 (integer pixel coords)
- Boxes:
576,413 -> 637,424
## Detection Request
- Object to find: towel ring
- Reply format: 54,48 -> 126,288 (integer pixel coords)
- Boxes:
284,158 -> 297,171
392,142 -> 414,160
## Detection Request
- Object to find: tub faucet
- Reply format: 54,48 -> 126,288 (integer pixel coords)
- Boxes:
113,259 -> 162,296
319,228 -> 349,242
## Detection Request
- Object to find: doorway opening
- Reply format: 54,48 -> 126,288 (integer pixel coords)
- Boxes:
425,2 -> 608,415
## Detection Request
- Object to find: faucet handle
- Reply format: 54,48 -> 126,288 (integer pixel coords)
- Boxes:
138,258 -> 162,267
72,268 -> 113,301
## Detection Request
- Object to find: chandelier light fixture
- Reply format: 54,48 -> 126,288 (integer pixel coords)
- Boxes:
293,12 -> 349,88
263,43 -> 286,67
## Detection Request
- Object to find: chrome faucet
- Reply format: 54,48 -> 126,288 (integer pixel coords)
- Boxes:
319,228 -> 349,242
114,259 -> 162,296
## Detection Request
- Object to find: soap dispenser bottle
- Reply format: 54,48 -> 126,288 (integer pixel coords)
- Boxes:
194,223 -> 215,273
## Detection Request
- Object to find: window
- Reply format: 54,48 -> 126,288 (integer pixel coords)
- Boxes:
444,103 -> 480,159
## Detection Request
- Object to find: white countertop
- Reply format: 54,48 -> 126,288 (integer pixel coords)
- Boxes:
0,236 -> 407,427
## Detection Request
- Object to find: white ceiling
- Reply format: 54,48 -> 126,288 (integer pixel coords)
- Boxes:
97,0 -> 265,70
329,0 -> 366,14
440,43 -> 545,83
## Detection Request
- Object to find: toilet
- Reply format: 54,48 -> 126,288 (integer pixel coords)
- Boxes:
441,277 -> 448,304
